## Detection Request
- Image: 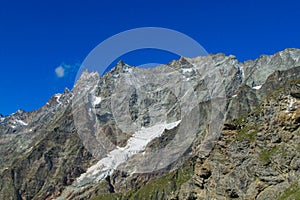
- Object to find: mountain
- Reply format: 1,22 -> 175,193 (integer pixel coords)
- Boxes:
0,48 -> 300,200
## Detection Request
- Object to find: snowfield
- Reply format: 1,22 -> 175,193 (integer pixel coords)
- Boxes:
75,120 -> 181,186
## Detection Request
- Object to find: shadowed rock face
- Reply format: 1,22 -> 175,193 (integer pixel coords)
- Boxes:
0,48 -> 300,199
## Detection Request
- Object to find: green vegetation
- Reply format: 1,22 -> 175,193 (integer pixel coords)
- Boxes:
92,164 -> 193,200
92,193 -> 121,200
278,182 -> 300,200
129,167 -> 191,200
236,124 -> 258,142
230,111 -> 259,142
259,146 -> 278,165
253,104 -> 263,116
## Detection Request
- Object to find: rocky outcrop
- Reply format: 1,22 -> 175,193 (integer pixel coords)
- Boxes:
189,80 -> 300,200
0,104 -> 96,200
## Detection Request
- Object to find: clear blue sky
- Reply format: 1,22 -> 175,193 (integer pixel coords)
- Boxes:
1,0 -> 300,116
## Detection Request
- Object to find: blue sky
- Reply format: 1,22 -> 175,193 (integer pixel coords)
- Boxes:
1,0 -> 300,115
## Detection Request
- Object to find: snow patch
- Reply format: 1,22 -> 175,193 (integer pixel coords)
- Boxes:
124,67 -> 132,73
286,96 -> 297,112
165,120 -> 181,130
54,94 -> 62,103
16,119 -> 28,126
232,94 -> 237,98
252,85 -> 262,90
239,65 -> 245,81
75,120 -> 181,186
93,96 -> 102,106
181,68 -> 193,73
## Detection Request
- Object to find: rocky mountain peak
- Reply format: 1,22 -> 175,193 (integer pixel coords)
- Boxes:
110,60 -> 133,75
244,48 -> 300,88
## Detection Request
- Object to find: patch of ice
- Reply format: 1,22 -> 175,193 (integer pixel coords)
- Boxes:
239,65 -> 245,81
252,85 -> 262,90
75,120 -> 181,186
181,68 -> 193,73
93,96 -> 102,106
165,120 -> 181,130
16,119 -> 28,126
286,96 -> 297,112
54,94 -> 62,103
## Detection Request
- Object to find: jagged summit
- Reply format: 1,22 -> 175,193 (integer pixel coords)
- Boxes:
3,48 -> 300,119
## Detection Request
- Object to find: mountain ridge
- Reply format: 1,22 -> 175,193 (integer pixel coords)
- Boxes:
2,48 -> 300,118
0,48 -> 300,199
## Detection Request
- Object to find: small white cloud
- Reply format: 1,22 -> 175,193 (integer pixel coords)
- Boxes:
54,63 -> 80,79
55,66 -> 65,78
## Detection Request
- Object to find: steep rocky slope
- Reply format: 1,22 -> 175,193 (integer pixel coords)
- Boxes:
109,79 -> 299,200
91,67 -> 300,200
0,48 -> 300,199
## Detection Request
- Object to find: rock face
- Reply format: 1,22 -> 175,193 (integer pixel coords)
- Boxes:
0,48 -> 300,199
177,80 -> 300,200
